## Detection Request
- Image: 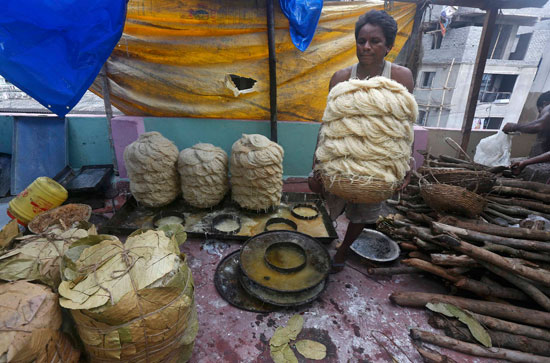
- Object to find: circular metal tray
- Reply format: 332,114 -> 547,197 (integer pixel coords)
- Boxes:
211,214 -> 241,235
350,229 -> 400,262
291,204 -> 319,220
214,250 -> 278,313
240,272 -> 326,307
240,230 -> 330,293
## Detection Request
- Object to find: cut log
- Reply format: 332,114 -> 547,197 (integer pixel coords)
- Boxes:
488,202 -> 550,220
433,234 -> 550,286
436,217 -> 550,242
497,178 -> 550,194
390,291 -> 550,327
481,212 -> 508,227
430,254 -> 478,267
480,262 -> 550,312
483,243 -> 550,263
432,221 -> 550,253
410,329 -> 550,362
406,210 -> 434,226
414,237 -> 440,252
408,251 -> 430,260
429,315 -> 550,357
492,186 -> 550,203
487,196 -> 550,214
367,266 -> 420,275
466,312 -> 550,341
400,242 -> 418,251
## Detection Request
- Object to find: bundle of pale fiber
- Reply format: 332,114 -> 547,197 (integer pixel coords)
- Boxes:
230,134 -> 284,211
178,143 -> 229,208
0,281 -> 80,363
124,132 -> 180,207
315,77 -> 418,203
58,229 -> 197,362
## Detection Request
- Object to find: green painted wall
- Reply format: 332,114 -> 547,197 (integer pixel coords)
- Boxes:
144,118 -> 319,177
0,115 -> 319,177
0,116 -> 14,154
67,117 -> 112,168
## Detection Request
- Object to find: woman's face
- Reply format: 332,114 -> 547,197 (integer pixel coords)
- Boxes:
356,23 -> 391,66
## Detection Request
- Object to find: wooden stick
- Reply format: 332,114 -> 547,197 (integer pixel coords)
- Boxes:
409,251 -> 430,261
410,329 -> 550,362
399,242 -> 418,251
434,218 -> 550,245
414,237 -> 440,252
488,201 -> 550,220
483,242 -> 550,263
414,343 -> 458,363
402,259 -> 527,301
481,212 -> 508,226
497,178 -> 550,194
406,210 -> 434,226
434,234 -> 550,286
429,315 -> 550,357
454,278 -> 527,301
367,266 -> 420,275
485,207 -> 521,225
430,254 -> 478,267
447,267 -> 472,275
487,196 -> 550,214
480,262 -> 550,311
492,186 -> 550,203
390,291 -> 550,327
466,312 -> 550,341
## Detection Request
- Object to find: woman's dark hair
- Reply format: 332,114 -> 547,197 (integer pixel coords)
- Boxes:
536,91 -> 550,109
355,10 -> 398,48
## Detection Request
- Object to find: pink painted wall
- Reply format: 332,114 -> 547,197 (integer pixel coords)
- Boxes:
111,116 -> 145,178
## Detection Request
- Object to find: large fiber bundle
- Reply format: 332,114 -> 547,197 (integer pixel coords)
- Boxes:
315,77 -> 418,203
230,134 -> 284,211
124,132 -> 180,207
58,229 -> 197,362
0,223 -> 96,288
178,143 -> 229,208
0,281 -> 80,363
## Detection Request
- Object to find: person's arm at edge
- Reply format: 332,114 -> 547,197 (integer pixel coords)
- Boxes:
503,107 -> 550,134
511,150 -> 550,175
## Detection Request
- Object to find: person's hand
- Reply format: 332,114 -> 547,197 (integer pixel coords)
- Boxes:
502,123 -> 517,134
511,160 -> 526,175
398,157 -> 415,191
308,170 -> 323,194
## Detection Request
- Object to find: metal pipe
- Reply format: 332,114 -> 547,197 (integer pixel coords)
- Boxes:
100,63 -> 119,176
266,0 -> 278,142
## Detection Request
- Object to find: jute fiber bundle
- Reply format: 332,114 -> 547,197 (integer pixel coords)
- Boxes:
0,281 -> 80,363
58,229 -> 197,362
315,77 -> 418,203
0,223 -> 96,288
230,134 -> 284,211
124,132 -> 180,207
178,143 -> 229,208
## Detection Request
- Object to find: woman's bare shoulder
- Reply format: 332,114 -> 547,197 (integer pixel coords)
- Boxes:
390,63 -> 414,93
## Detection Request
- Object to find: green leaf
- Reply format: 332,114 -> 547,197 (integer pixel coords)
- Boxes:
426,302 -> 492,347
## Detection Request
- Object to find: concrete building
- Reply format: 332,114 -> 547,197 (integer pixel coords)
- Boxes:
414,4 -> 550,130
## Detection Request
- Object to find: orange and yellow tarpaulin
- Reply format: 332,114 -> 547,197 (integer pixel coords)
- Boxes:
92,0 -> 416,122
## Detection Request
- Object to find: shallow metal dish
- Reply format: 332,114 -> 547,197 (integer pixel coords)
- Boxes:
350,229 -> 400,262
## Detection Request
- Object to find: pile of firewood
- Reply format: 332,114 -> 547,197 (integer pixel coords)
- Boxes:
376,154 -> 550,362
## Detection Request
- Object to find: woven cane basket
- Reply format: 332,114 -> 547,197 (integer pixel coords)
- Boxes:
321,174 -> 399,204
418,167 -> 495,194
420,184 -> 487,218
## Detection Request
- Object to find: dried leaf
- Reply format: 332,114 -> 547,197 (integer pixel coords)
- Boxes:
426,302 -> 492,347
0,220 -> 20,248
295,339 -> 326,360
286,314 -> 304,340
158,224 -> 187,247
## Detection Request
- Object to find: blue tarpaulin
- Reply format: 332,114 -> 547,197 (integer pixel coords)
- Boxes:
0,0 -> 128,117
280,0 -> 323,52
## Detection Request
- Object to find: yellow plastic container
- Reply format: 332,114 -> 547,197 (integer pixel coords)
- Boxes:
7,177 -> 68,226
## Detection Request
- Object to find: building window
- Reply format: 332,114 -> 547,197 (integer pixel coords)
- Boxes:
417,109 -> 429,126
420,72 -> 436,89
509,33 -> 532,61
473,117 -> 504,130
489,25 -> 513,60
431,32 -> 443,49
478,74 -> 517,103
